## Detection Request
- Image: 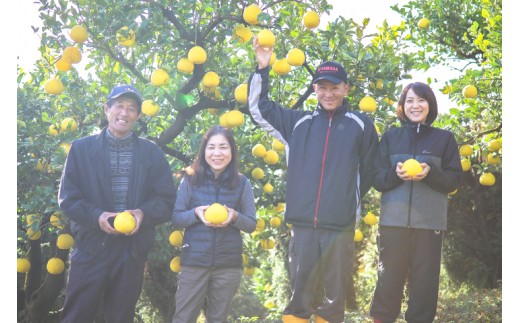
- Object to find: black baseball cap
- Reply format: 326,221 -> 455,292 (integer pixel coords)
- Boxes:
312,61 -> 348,84
107,84 -> 143,108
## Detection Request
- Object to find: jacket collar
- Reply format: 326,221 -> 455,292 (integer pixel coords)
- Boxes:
317,98 -> 349,115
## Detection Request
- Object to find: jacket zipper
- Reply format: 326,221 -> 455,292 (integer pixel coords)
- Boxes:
314,111 -> 333,227
211,184 -> 221,267
407,123 -> 421,227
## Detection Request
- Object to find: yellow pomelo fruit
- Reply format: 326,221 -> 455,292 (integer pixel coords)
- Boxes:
235,83 -> 248,104
269,52 -> 276,65
461,159 -> 471,172
219,112 -> 230,128
169,230 -> 183,247
60,142 -> 71,156
44,78 -> 64,95
459,144 -> 473,157
17,258 -> 31,273
417,18 -> 430,29
188,46 -> 207,64
462,85 -> 478,98
114,211 -> 136,234
116,26 -> 136,46
272,139 -> 285,152
170,256 -> 181,273
50,214 -> 62,227
363,212 -> 378,225
48,124 -> 59,136
487,153 -> 500,165
57,233 -> 75,249
263,182 -> 274,194
270,216 -> 281,228
303,11 -> 320,29
260,238 -> 275,249
47,258 -> 65,275
286,48 -> 305,66
60,117 -> 77,132
243,4 -> 262,25
27,227 -> 42,240
251,167 -> 264,180
242,254 -> 248,265
243,266 -> 255,276
257,29 -> 275,48
208,108 -> 218,115
151,68 -> 170,86
488,139 -> 501,152
26,214 -> 40,225
202,71 -> 220,88
274,202 -> 285,213
359,96 -> 377,113
62,46 -> 82,64
70,25 -> 88,43
383,97 -> 395,105
56,58 -> 72,72
272,58 -> 291,76
479,172 -> 495,186
226,110 -> 245,128
141,100 -> 160,116
177,58 -> 194,74
255,218 -> 266,232
205,203 -> 228,224
264,299 -> 275,309
401,159 -> 422,177
376,79 -> 384,89
252,143 -> 267,158
354,229 -> 363,242
233,24 -> 252,43
263,150 -> 279,165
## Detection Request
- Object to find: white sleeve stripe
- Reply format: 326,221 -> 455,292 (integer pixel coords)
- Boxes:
345,111 -> 365,131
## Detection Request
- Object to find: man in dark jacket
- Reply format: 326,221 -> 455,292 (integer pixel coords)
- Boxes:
248,38 -> 379,323
58,85 -> 176,323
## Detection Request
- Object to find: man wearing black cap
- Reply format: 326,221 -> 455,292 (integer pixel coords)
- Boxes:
248,38 -> 379,323
58,84 -> 176,323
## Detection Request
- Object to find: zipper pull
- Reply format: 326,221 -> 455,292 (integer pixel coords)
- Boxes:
417,123 -> 420,133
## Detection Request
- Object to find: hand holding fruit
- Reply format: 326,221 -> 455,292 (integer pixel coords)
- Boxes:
253,36 -> 273,69
396,160 -> 430,181
195,205 -> 210,225
99,211 -> 119,234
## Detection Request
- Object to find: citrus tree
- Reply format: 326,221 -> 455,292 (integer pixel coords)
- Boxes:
17,0 -> 501,321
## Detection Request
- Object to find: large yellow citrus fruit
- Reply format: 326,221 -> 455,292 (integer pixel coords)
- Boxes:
205,203 -> 228,224
255,218 -> 266,232
57,233 -> 75,249
402,159 -> 422,177
27,227 -> 42,240
462,85 -> 478,98
177,58 -> 194,74
62,46 -> 82,64
263,150 -> 279,165
188,46 -> 207,64
116,26 -> 136,46
417,18 -> 430,29
142,100 -> 160,116
226,110 -> 245,128
243,4 -> 262,25
242,254 -> 249,266
70,25 -> 88,43
243,266 -> 255,276
170,256 -> 181,273
56,58 -> 72,72
60,142 -> 71,156
257,29 -> 275,48
303,11 -> 320,29
272,58 -> 291,76
286,48 -> 305,66
169,230 -> 183,247
479,172 -> 495,186
233,24 -> 252,43
47,258 -> 65,275
26,214 -> 40,225
363,212 -> 378,225
263,182 -> 274,194
151,68 -> 170,86
48,124 -> 59,136
219,112 -> 230,128
459,144 -> 473,157
202,71 -> 220,88
269,52 -> 276,66
17,258 -> 31,273
359,96 -> 377,113
251,167 -> 265,180
274,202 -> 285,213
272,139 -> 285,152
461,159 -> 471,172
270,216 -> 281,228
488,139 -> 501,152
354,229 -> 363,242
252,143 -> 267,158
60,117 -> 77,132
44,78 -> 64,95
234,84 -> 248,104
114,211 -> 136,234
487,153 -> 500,165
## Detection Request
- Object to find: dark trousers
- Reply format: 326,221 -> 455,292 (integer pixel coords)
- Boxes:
370,226 -> 444,323
283,225 -> 355,323
60,240 -> 146,323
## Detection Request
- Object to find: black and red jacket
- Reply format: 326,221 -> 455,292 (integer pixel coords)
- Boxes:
247,67 -> 379,230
